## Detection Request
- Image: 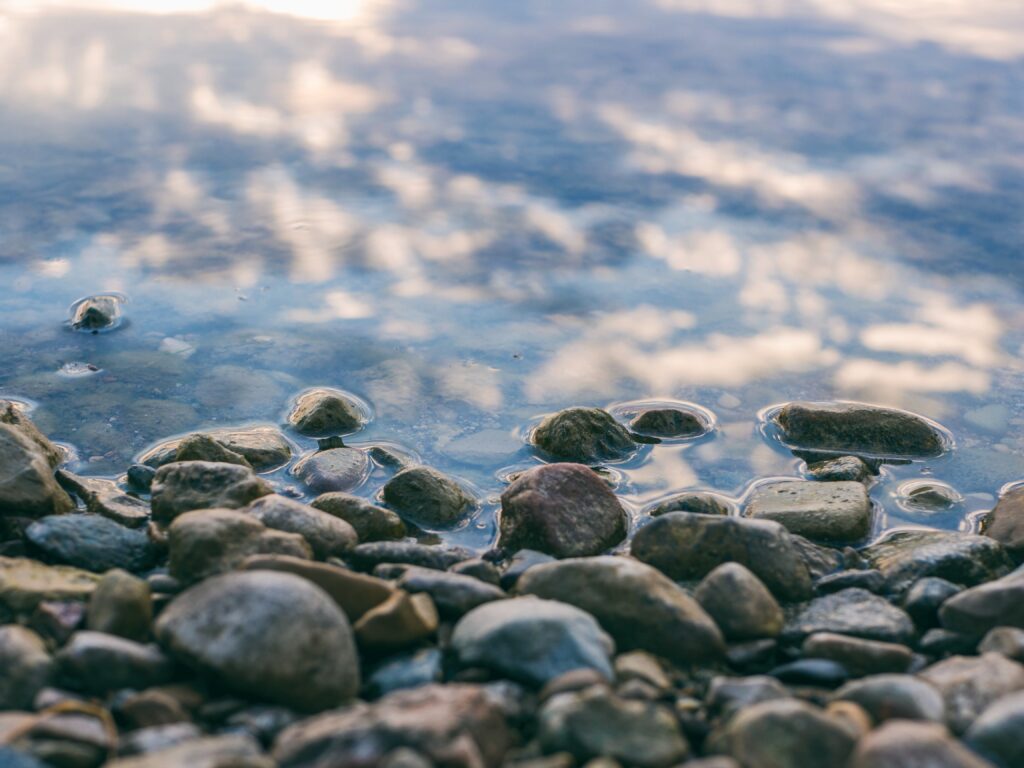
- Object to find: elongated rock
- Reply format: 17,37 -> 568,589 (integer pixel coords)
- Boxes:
776,401 -> 946,457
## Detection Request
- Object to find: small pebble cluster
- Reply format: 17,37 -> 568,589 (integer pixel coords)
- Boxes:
1,393 -> 1023,768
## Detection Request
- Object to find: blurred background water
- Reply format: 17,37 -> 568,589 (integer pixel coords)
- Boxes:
2,0 -> 1023,547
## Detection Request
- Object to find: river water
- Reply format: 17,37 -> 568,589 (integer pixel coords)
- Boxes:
2,1 -> 1023,549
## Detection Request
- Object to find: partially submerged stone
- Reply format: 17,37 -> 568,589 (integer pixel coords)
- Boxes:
347,542 -> 475,572
311,492 -> 406,541
70,294 -> 122,331
532,407 -> 636,463
140,427 -> 292,472
1,401 -> 64,468
746,480 -> 872,543
382,466 -> 476,528
55,471 -> 149,527
630,407 -> 708,439
0,557 -> 100,613
647,491 -> 736,517
150,461 -> 272,523
174,434 -> 251,468
244,494 -> 357,559
291,447 -> 369,495
806,456 -> 873,482
288,388 -> 365,436
0,423 -> 74,518
982,486 -> 1024,560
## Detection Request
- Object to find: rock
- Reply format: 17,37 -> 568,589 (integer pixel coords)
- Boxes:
498,463 -> 627,558
983,486 -> 1024,560
905,577 -> 963,629
382,466 -> 476,528
782,588 -> 915,644
8,709 -> 113,767
790,534 -> 844,580
538,686 -> 689,768
814,569 -> 885,595
863,530 -> 1011,595
849,721 -> 995,768
0,746 -> 51,768
151,462 -> 272,523
353,590 -> 439,651
746,480 -> 872,543
244,494 -> 357,559
714,699 -> 857,768
174,434 -> 251,468
978,627 -> 1024,661
55,631 -> 174,694
86,569 -> 152,641
27,599 -> 83,645
168,509 -> 311,584
921,628 -> 979,656
241,554 -> 393,621
288,388 -> 365,436
208,427 -> 293,471
831,674 -> 945,722
106,734 -> 272,768
366,648 -> 444,698
0,626 -> 52,709
775,401 -> 947,458
965,690 -> 1024,768
518,556 -> 724,664
647,492 -> 736,517
0,423 -> 74,518
272,684 -> 512,768
898,481 -> 963,514
806,456 -> 873,482
127,464 -> 157,492
695,563 -> 783,641
156,571 -> 360,711
291,448 -> 369,494
26,514 -> 160,573
725,639 -> 778,675
311,492 -> 406,541
919,653 -> 1024,734
802,633 -> 912,676
348,542 -> 475,572
396,567 -> 506,619
70,294 -> 122,330
1,401 -> 63,468
630,408 -> 707,439
115,689 -> 191,729
0,557 -> 99,613
768,659 -> 848,688
939,569 -> 1024,636
705,676 -> 792,719
449,557 -> 501,585
631,513 -> 813,602
55,471 -> 150,527
117,723 -> 203,757
500,549 -> 557,589
532,407 -> 636,463
614,651 -> 671,691
451,597 -> 615,686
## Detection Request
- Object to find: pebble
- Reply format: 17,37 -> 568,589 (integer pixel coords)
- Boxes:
290,447 -> 369,494
0,557 -> 99,613
904,576 -> 964,629
365,648 -> 444,698
806,455 -> 873,482
70,294 -> 122,331
500,549 -> 557,589
801,632 -> 912,676
782,588 -> 916,645
768,659 -> 849,688
288,388 -> 365,436
55,471 -> 151,527
174,434 -> 252,468
311,492 -> 406,541
382,466 -> 476,528
347,542 -> 475,572
244,494 -> 358,559
151,462 -> 272,523
630,407 -> 707,438
695,562 -> 783,641
647,492 -> 737,517
978,626 -> 1024,661
964,689 -> 1024,768
0,625 -> 53,709
449,557 -> 502,585
919,653 -> 1024,734
86,569 -> 152,641
353,590 -> 439,651
813,568 -> 886,595
26,514 -> 160,573
831,673 -> 945,723
55,631 -> 174,694
532,407 -> 636,464
982,486 -> 1024,560
706,676 -> 790,720
848,720 -> 995,768
746,480 -> 872,543
395,566 -> 506,619
939,568 -> 1024,637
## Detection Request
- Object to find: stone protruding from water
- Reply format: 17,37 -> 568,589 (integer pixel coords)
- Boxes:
982,486 -> 1024,561
70,294 -> 123,331
288,388 -> 365,436
630,407 -> 708,439
150,461 -> 272,523
291,447 -> 369,495
745,480 -> 872,543
532,407 -> 636,463
382,466 -> 476,528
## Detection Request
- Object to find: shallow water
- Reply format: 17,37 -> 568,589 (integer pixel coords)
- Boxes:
2,1 -> 1024,549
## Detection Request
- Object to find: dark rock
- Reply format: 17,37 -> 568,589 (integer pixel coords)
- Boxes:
347,542 -> 475,572
86,569 -> 152,641
115,689 -> 191,730
782,588 -> 915,645
725,639 -> 778,674
151,462 -> 272,523
921,628 -> 978,656
500,549 -> 557,589
646,492 -> 736,517
832,673 -> 945,723
126,464 -> 157,492
630,408 -> 707,439
291,448 -> 369,495
695,562 -> 783,641
449,558 -> 501,586
174,434 -> 251,468
55,631 -> 174,694
806,456 -> 873,482
0,423 -> 74,518
382,466 -> 476,528
288,388 -> 365,436
56,471 -> 150,528
311,492 -> 406,541
244,494 -> 357,559
982,486 -> 1024,561
746,480 -> 872,543
396,567 -> 506,619
939,568 -> 1024,637
26,514 -> 160,573
365,648 -> 444,698
532,408 -> 636,463
0,401 -> 64,468
802,633 -> 912,677
208,427 -> 293,472
0,625 -> 52,709
965,690 -> 1024,768
919,653 -> 1024,734
905,577 -> 963,629
978,627 -> 1024,662
768,659 -> 848,688
814,569 -> 885,595
849,721 -> 995,768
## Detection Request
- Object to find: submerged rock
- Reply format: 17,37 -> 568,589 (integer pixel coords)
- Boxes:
382,466 -> 476,528
150,461 -> 272,523
26,514 -> 160,573
647,491 -> 736,517
288,388 -> 365,436
312,492 -> 406,541
746,480 -> 872,543
982,486 -> 1024,561
0,423 -> 74,518
532,407 -> 636,463
806,456 -> 873,482
291,447 -> 369,495
630,407 -> 708,439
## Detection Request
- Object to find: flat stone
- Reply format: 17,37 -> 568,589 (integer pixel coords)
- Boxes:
244,494 -> 357,559
26,514 -> 160,573
983,486 -> 1024,561
939,568 -> 1024,636
70,294 -> 122,330
353,590 -> 439,651
964,689 -> 1024,768
630,408 -> 708,439
86,569 -> 152,641
647,491 -> 736,517
782,588 -> 915,644
55,471 -> 150,527
802,633 -> 912,676
288,388 -> 365,436
151,462 -> 272,523
347,542 -> 475,572
55,631 -> 173,694
919,653 -> 1024,734
0,423 -> 74,518
174,434 -> 251,467
532,407 -> 636,464
849,721 -> 995,768
291,448 -> 369,494
695,562 -> 783,641
311,492 -> 406,541
746,480 -> 872,543
0,626 -> 52,709
831,674 -> 945,723
208,427 -> 293,471
518,556 -> 724,664
396,567 -> 506,619
106,734 -> 272,768
0,557 -> 99,613
382,466 -> 476,528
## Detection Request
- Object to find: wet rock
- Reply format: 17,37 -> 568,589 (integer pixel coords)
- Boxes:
725,639 -> 778,674
768,659 -> 848,688
898,481 -> 963,514
244,494 -> 357,559
631,512 -> 813,601
921,627 -> 979,656
746,480 -> 872,543
0,746 -> 53,768
451,597 -> 614,686
983,486 -> 1024,560
614,651 -> 671,691
802,633 -> 912,676
449,557 -> 501,585
964,690 -> 1024,768
56,471 -> 150,527
0,626 -> 52,709
9,709 -> 113,767
978,627 -> 1024,662
939,568 -> 1024,637
288,388 -> 365,436
272,684 -> 512,768
382,466 -> 476,528
1,401 -> 64,468
207,427 -> 293,471
500,549 -> 556,589
695,562 -> 783,641
630,408 -> 707,439
832,673 -> 945,722
157,571 -> 360,712
814,568 -> 885,595
116,723 -> 202,757
396,567 -> 506,619
70,294 -> 122,331
26,514 -> 160,573
366,648 -> 444,698
0,423 -> 74,518
106,734 -> 272,768
115,689 -> 191,730
311,492 -> 406,541
353,590 -> 439,651
151,462 -> 272,523
919,653 -> 1024,734
782,588 -> 915,644
127,464 -> 157,492
55,631 -> 174,694
291,447 -> 369,495
532,407 -> 636,463
174,434 -> 251,468
806,455 -> 873,482
776,401 -> 946,458
647,491 -> 736,517
347,542 -> 475,572
705,676 -> 791,719
863,530 -> 1012,595
0,557 -> 99,613
86,569 -> 152,641
905,576 -> 963,629
849,721 -> 995,768
28,600 -> 84,645
538,686 -> 688,768
518,555 -> 724,664
499,463 -> 627,558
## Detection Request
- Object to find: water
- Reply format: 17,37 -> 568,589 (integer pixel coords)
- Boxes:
2,1 -> 1024,549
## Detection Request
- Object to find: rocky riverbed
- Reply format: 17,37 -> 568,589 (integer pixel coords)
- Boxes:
1,394 -> 1024,768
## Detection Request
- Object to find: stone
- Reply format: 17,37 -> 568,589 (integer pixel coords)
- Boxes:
396,567 -> 506,619
500,549 -> 557,588
965,690 -> 1024,768
126,464 -> 157,492
311,492 -> 406,541
905,577 -> 963,629
518,556 -> 724,664
921,628 -> 979,656
168,508 -> 311,584
151,462 -> 272,522
630,408 -> 707,439
106,734 -> 272,768
775,401 -> 946,458
849,721 -> 995,768
864,530 -> 1012,596
55,631 -> 174,694
983,486 -> 1024,560
782,588 -> 915,644
0,747 -> 50,768
695,562 -> 783,641
366,648 -> 444,698
647,492 -> 736,517
451,597 -> 615,686
55,471 -> 150,527
86,569 -> 152,641
814,569 -> 886,595
291,448 -> 369,494
382,466 -> 476,528
0,557 -> 99,613
725,639 -> 778,675
939,569 -> 1024,636
0,401 -> 63,468
116,724 -> 204,757
156,571 -> 360,711
768,659 -> 848,688
27,601 -> 83,646
614,651 -> 671,691
174,434 -> 251,468
288,388 -> 365,436
26,514 -> 160,573
832,674 -> 945,722
0,424 -> 74,518
272,684 -> 512,768
498,463 -> 627,558
348,542 -> 475,572
0,626 -> 52,709
208,427 -> 293,471
538,686 -> 689,768
449,558 -> 501,585
354,590 -> 439,651
714,699 -> 857,768
802,633 -> 912,676
631,513 -> 813,601
806,456 -> 873,482
532,407 -> 636,463
898,481 -> 963,513
9,710 -> 113,767
978,627 -> 1024,661
919,653 -> 1024,734
790,534 -> 844,580
70,294 -> 122,330
115,689 -> 191,729
244,494 -> 357,559
746,480 -> 872,543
